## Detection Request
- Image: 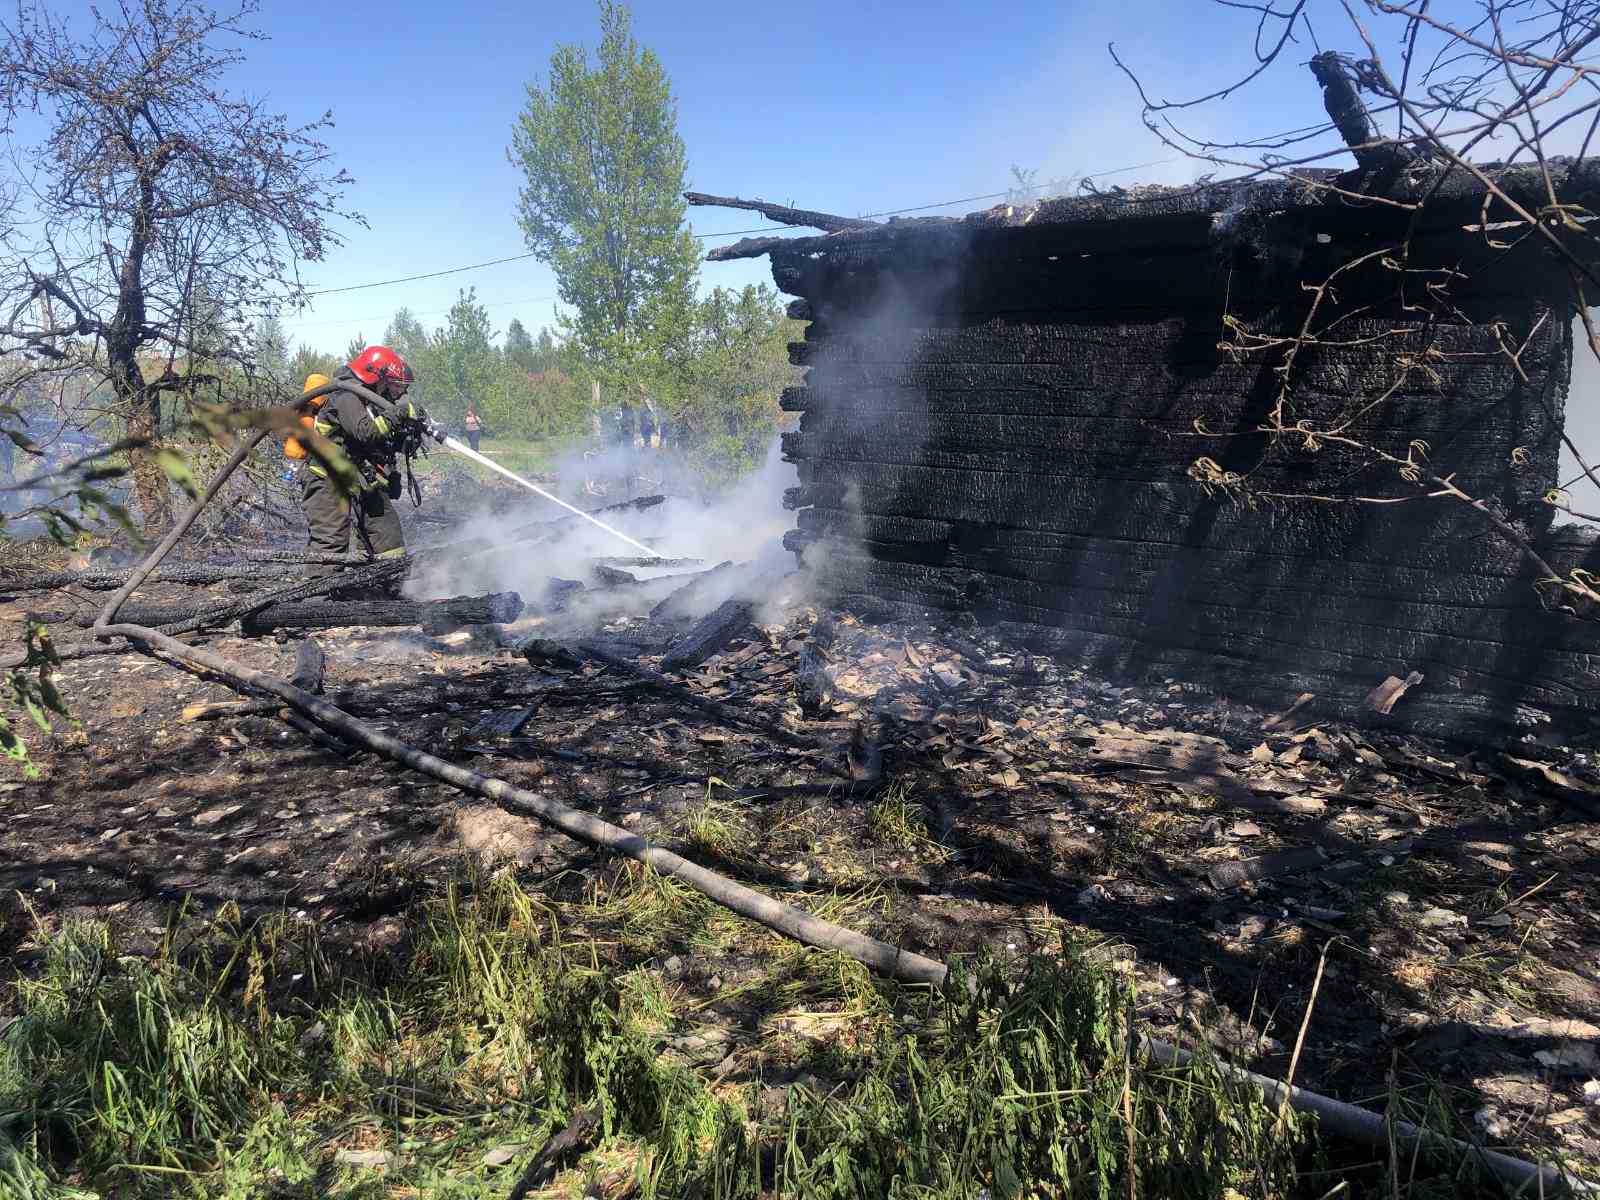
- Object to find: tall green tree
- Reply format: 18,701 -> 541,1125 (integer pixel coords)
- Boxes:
383,308 -> 431,366
289,345 -> 338,384
379,307 -> 439,411
508,1 -> 698,389
254,313 -> 291,384
428,289 -> 498,429
504,318 -> 538,373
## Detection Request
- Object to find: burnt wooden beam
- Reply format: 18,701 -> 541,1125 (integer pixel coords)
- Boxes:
707,155 -> 1600,262
590,563 -> 638,587
660,596 -> 755,672
686,190 -> 877,233
291,638 -> 326,692
648,560 -> 738,622
1309,51 -> 1418,175
237,592 -> 522,635
796,611 -> 837,717
280,637 -> 343,752
0,561 -> 304,594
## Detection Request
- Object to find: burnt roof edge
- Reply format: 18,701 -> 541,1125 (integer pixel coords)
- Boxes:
705,156 -> 1600,262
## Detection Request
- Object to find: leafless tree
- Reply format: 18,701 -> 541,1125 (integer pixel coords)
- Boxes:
0,0 -> 358,534
1112,0 -> 1600,610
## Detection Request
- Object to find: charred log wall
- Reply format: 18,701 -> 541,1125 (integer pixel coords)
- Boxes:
774,198 -> 1600,741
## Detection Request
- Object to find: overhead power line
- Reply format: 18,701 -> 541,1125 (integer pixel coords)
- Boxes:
297,157 -> 1185,301
283,293 -> 560,332
303,252 -> 541,297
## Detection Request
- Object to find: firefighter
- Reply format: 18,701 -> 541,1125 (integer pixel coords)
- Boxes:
298,346 -> 430,581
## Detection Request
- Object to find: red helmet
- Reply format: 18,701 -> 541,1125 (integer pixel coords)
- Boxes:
347,345 -> 414,390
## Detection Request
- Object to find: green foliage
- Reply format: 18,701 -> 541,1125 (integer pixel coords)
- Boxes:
659,283 -> 803,484
0,623 -> 73,779
253,313 -> 291,384
508,0 -> 699,383
0,869 -> 1392,1199
382,306 -> 433,405
483,360 -> 590,442
153,447 -> 199,498
503,318 -> 538,373
424,289 -> 499,430
287,344 -> 339,386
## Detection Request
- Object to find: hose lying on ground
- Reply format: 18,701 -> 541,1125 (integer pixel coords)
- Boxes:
98,619 -> 947,986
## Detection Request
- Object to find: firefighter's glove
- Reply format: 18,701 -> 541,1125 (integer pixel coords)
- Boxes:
386,469 -> 404,500
404,403 -> 446,445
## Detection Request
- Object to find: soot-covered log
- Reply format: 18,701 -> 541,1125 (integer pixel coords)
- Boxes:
711,157 -> 1600,265
1309,52 -> 1417,176
796,612 -> 837,717
685,191 -> 877,233
0,560 -> 304,594
238,592 -> 523,635
648,561 -> 739,622
660,597 -> 755,672
292,638 -> 326,692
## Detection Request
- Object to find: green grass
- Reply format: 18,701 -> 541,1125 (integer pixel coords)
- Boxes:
0,866 -> 1560,1199
416,437 -> 566,485
866,779 -> 947,858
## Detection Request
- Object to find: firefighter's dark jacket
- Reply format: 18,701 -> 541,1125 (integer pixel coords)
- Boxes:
308,367 -> 401,481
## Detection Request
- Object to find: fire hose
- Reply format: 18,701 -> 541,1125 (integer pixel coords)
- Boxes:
353,390 -> 664,560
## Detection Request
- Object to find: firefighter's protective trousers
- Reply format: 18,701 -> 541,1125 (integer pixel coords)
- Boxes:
301,470 -> 405,578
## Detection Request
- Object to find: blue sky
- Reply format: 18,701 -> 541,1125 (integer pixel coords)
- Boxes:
146,0 -> 1361,352
30,1 -> 1550,354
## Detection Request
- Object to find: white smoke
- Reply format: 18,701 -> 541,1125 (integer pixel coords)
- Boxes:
405,436 -> 800,629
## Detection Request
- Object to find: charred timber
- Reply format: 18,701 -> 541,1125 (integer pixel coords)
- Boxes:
796,612 -> 836,717
660,596 -> 755,672
238,592 -> 522,635
707,156 -> 1600,262
291,638 -> 326,692
648,561 -> 739,622
685,191 -> 877,233
1309,52 -> 1418,177
0,561 -> 304,594
740,154 -> 1600,743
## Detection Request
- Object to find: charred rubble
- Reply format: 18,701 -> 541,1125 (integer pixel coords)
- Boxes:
699,158 -> 1600,745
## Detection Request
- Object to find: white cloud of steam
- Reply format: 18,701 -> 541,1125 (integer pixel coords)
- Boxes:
406,437 -> 801,629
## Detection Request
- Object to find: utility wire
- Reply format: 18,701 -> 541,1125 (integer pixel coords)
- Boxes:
285,293 -> 560,332
299,156 -> 1185,301
303,252 -> 541,297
